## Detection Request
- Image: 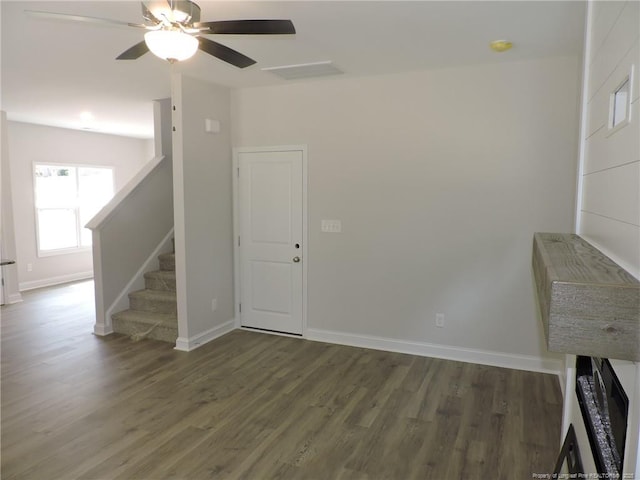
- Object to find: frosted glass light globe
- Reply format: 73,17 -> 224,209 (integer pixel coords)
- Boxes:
144,30 -> 198,62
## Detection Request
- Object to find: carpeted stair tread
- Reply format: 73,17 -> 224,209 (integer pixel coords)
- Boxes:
112,310 -> 177,343
129,289 -> 176,301
158,252 -> 175,271
128,289 -> 177,314
144,270 -> 176,291
112,309 -> 177,327
111,247 -> 178,345
144,270 -> 175,279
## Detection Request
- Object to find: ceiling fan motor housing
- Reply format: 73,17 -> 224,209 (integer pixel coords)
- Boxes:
142,0 -> 201,25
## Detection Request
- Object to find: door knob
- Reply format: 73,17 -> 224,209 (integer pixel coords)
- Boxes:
293,256 -> 301,263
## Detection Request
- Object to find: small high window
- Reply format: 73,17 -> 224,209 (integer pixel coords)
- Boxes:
34,164 -> 114,255
611,78 -> 630,128
609,69 -> 633,135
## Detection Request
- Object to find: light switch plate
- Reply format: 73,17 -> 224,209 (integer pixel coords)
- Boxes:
321,219 -> 342,233
205,118 -> 220,133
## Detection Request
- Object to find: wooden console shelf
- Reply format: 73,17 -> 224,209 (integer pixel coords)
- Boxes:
532,233 -> 639,362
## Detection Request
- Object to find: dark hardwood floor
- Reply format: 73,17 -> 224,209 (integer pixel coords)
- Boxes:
1,280 -> 562,479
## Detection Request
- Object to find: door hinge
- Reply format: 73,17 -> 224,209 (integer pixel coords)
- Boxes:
239,303 -> 242,313
238,236 -> 241,247
237,167 -> 240,177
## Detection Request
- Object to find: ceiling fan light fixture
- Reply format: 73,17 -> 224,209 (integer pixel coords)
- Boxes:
144,30 -> 198,62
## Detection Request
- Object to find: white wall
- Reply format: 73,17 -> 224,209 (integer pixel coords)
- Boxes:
232,56 -> 581,368
7,122 -> 151,290
574,1 -> 640,474
172,74 -> 235,349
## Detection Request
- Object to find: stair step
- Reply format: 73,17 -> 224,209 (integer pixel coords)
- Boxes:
112,310 -> 177,344
158,252 -> 175,272
129,289 -> 177,314
144,270 -> 176,292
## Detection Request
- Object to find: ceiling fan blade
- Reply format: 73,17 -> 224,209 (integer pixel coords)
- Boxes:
198,37 -> 256,68
116,41 -> 150,60
194,19 -> 295,35
24,10 -> 148,29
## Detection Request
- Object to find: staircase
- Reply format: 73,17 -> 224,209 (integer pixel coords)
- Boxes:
112,250 -> 178,343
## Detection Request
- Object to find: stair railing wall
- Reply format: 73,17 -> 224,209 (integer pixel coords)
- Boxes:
87,154 -> 174,335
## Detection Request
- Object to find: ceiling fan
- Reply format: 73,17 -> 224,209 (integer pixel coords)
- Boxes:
25,0 -> 296,66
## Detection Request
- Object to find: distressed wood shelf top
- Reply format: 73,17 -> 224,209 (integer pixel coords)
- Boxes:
532,232 -> 639,362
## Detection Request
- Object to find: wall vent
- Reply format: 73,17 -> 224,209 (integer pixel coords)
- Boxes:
262,61 -> 344,80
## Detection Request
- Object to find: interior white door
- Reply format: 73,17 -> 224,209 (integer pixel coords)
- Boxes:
238,149 -> 303,335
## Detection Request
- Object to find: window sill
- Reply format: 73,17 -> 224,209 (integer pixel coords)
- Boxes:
37,247 -> 92,258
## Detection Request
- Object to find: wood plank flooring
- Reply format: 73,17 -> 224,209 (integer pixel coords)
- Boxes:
1,280 -> 563,479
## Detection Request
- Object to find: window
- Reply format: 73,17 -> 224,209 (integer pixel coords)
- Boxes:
34,164 -> 114,255
608,67 -> 634,134
611,78 -> 629,128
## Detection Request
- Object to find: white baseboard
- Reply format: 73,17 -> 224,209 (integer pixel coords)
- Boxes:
19,271 -> 93,292
174,319 -> 236,352
171,322 -> 563,375
306,328 -> 564,375
6,292 -> 23,304
93,324 -> 114,336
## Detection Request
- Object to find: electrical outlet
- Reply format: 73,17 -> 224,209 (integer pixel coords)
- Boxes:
435,313 -> 445,328
27,263 -> 33,272
211,299 -> 218,312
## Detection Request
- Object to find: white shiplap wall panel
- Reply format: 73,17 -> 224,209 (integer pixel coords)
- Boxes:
586,95 -> 607,137
579,0 -> 640,284
588,1 -> 639,100
586,39 -> 639,137
573,3 -> 640,475
578,1 -> 640,276
580,212 -> 640,279
582,162 -> 640,225
585,98 -> 639,174
589,1 -> 626,64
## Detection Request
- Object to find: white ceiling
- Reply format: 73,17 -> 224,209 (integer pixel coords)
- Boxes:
1,1 -> 586,139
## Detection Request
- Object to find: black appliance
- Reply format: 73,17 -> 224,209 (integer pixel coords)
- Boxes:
576,356 -> 629,476
554,424 -> 584,476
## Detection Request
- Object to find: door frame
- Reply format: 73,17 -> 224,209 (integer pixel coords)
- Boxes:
232,145 -> 308,336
